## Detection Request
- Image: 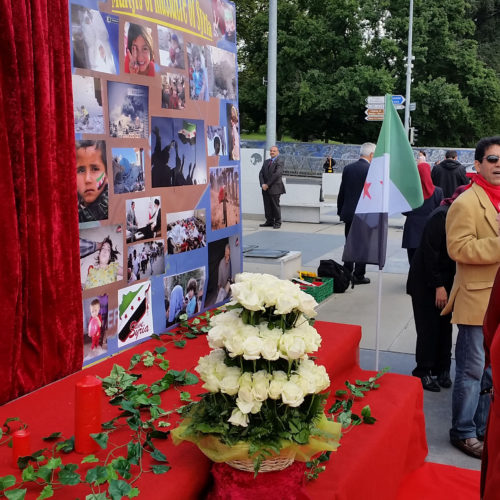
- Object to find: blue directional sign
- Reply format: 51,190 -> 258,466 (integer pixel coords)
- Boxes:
391,95 -> 405,105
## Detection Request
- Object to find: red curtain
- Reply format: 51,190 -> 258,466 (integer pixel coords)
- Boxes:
0,0 -> 82,404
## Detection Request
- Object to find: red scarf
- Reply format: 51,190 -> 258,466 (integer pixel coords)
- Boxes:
466,173 -> 500,212
417,162 -> 435,200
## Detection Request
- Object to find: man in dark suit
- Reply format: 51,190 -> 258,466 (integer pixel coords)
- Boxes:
337,142 -> 376,284
259,145 -> 286,229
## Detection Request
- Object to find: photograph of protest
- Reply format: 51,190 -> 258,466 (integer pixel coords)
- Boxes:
187,43 -> 209,102
79,224 -> 124,290
207,125 -> 226,156
127,239 -> 164,283
226,103 -> 240,161
71,4 -> 118,74
164,267 -> 206,328
108,81 -> 149,139
118,281 -> 153,347
126,196 -> 162,243
161,72 -> 186,110
111,147 -> 145,194
206,46 -> 237,100
83,294 -> 109,363
166,209 -> 206,254
151,117 -> 207,187
76,140 -> 108,223
123,22 -> 155,76
205,234 -> 240,307
212,0 -> 236,52
72,75 -> 104,134
210,166 -> 240,230
158,26 -> 185,69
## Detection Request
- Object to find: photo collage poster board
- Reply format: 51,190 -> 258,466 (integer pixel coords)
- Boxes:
71,0 -> 241,365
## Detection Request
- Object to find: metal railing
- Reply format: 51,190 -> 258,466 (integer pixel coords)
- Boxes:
281,156 -> 356,178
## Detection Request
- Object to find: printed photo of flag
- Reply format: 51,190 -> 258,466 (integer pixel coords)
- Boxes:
342,94 -> 423,269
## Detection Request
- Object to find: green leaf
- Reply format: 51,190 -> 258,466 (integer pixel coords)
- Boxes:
128,488 -> 140,498
157,421 -> 170,428
85,494 -> 108,500
111,457 -> 131,480
127,442 -> 142,465
58,464 -> 81,485
4,489 -> 27,500
0,475 -> 16,490
108,479 -> 131,500
82,454 -> 100,464
142,351 -> 155,367
85,466 -> 108,485
21,466 -> 36,482
90,433 -> 109,450
335,389 -> 348,397
37,485 -> 54,500
154,346 -> 167,355
56,436 -> 74,453
126,415 -> 142,431
180,392 -> 192,402
149,430 -> 170,440
36,467 -> 52,483
158,360 -> 170,371
151,465 -> 171,474
46,457 -> 62,470
42,432 -> 62,441
128,354 -> 142,370
151,448 -> 167,462
184,332 -> 197,339
174,340 -> 186,348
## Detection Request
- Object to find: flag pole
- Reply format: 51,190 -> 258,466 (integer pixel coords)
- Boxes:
375,268 -> 383,371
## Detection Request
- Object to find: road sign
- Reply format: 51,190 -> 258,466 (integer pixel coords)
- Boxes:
366,96 -> 385,104
394,104 -> 405,110
365,116 -> 384,121
391,95 -> 405,105
365,108 -> 385,116
365,103 -> 385,110
409,102 -> 416,111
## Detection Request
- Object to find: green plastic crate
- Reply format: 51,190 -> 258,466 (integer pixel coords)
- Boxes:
301,276 -> 334,302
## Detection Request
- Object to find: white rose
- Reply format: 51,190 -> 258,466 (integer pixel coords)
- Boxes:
236,397 -> 262,415
202,374 -> 220,392
207,325 -> 225,349
260,336 -> 280,361
268,371 -> 288,399
292,321 -> 322,353
281,380 -> 305,407
279,334 -> 306,360
252,371 -> 270,401
230,282 -> 263,311
219,366 -> 242,396
225,332 -> 245,357
298,292 -> 318,318
228,408 -> 249,427
297,360 -> 330,393
242,336 -> 263,360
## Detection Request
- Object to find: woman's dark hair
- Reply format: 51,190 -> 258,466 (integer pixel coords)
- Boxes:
95,236 -> 120,265
127,23 -> 154,59
186,278 -> 197,293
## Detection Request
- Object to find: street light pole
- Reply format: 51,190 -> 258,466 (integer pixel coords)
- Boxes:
404,0 -> 414,135
266,0 -> 277,151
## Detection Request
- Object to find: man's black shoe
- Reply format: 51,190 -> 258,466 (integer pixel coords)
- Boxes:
437,371 -> 452,388
352,276 -> 370,285
259,222 -> 273,227
421,375 -> 440,392
273,224 -> 281,229
450,437 -> 483,459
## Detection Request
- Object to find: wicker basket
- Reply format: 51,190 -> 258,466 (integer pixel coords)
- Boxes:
226,456 -> 294,472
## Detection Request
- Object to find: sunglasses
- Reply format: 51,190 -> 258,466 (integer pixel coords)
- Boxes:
483,155 -> 500,163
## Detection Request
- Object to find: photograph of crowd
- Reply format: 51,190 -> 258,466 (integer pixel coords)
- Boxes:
205,235 -> 240,307
207,125 -> 226,156
127,239 -> 164,283
79,224 -> 124,290
118,281 -> 153,346
206,46 -> 237,100
151,117 -> 207,187
167,209 -> 206,254
108,81 -> 149,139
124,22 -> 155,76
226,103 -> 240,161
161,72 -> 186,110
158,26 -> 185,69
212,0 -> 236,52
112,147 -> 145,194
164,267 -> 206,328
72,75 -> 104,134
83,294 -> 109,363
126,197 -> 162,243
187,43 -> 209,101
71,4 -> 118,74
210,166 -> 240,230
76,139 -> 108,223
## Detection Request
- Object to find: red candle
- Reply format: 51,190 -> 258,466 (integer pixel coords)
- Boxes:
12,429 -> 31,467
74,375 -> 102,454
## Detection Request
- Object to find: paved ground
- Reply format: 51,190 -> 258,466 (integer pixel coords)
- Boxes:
241,207 -> 481,471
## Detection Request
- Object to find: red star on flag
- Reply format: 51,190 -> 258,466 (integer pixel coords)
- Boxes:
363,181 -> 372,199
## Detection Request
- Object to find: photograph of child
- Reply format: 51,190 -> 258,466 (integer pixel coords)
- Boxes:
118,281 -> 153,347
112,147 -> 145,194
71,4 -> 118,74
187,44 -> 209,101
164,267 -> 206,328
161,73 -> 186,110
151,117 -> 207,187
126,197 -> 162,243
124,22 -> 155,76
205,235 -> 240,307
226,103 -> 240,161
212,0 -> 236,52
206,46 -> 237,100
127,239 -> 164,283
83,294 -> 109,363
209,166 -> 240,230
76,140 -> 108,222
158,27 -> 185,69
79,225 -> 124,290
207,126 -> 226,156
72,75 -> 104,134
166,209 -> 206,254
108,81 -> 149,139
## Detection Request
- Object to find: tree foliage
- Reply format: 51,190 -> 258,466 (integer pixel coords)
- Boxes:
236,0 -> 500,146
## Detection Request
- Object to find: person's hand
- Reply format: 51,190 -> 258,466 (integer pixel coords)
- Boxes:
262,184 -> 268,191
435,286 -> 448,309
127,47 -> 140,74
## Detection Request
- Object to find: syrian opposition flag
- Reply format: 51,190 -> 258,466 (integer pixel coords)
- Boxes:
342,94 -> 423,269
178,121 -> 197,145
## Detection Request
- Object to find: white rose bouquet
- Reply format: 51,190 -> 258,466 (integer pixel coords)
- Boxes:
172,273 -> 341,472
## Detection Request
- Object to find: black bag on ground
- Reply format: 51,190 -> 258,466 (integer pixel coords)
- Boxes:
317,259 -> 351,293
